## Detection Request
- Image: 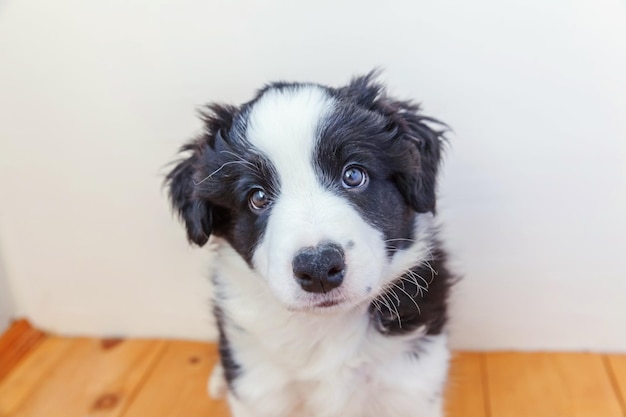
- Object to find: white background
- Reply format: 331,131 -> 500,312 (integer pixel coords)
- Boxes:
1,0 -> 625,350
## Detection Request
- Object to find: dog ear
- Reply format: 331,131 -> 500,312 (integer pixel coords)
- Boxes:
166,144 -> 213,246
388,108 -> 445,213
340,72 -> 446,213
166,104 -> 238,246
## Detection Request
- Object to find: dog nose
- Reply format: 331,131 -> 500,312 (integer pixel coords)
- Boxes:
292,242 -> 346,293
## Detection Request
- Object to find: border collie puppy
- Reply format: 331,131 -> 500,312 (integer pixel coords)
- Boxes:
167,73 -> 453,417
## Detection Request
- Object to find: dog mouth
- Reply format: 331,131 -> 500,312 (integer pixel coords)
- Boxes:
286,294 -> 348,312
315,299 -> 341,308
288,285 -> 370,312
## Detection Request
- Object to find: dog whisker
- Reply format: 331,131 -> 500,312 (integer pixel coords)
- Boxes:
419,260 -> 437,284
194,160 -> 249,185
390,281 -> 422,316
377,293 -> 393,315
370,299 -> 383,314
400,270 -> 428,297
372,293 -> 401,327
219,150 -> 256,167
399,276 -> 422,298
407,269 -> 431,290
382,292 -> 402,329
384,238 -> 419,243
388,287 -> 401,306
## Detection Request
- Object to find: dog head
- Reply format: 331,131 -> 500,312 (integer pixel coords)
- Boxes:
167,73 -> 445,312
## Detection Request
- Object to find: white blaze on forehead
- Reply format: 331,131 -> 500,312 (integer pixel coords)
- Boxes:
245,85 -> 335,185
245,85 -> 390,310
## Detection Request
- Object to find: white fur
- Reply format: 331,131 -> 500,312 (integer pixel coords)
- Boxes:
208,86 -> 449,417
211,238 -> 449,417
247,86 -> 388,311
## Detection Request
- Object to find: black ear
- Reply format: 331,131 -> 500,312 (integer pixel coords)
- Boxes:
166,103 -> 238,246
390,109 -> 445,213
166,143 -> 212,246
340,72 -> 447,213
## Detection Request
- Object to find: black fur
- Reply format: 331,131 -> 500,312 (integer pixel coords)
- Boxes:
331,72 -> 447,214
166,72 -> 446,256
166,141 -> 212,246
214,304 -> 241,389
166,73 -> 452,350
166,103 -> 280,264
369,246 -> 452,336
315,73 -> 447,255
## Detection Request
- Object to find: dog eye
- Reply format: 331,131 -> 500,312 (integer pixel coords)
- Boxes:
342,166 -> 368,189
248,188 -> 271,211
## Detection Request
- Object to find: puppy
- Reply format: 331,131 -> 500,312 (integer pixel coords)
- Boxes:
166,73 -> 453,417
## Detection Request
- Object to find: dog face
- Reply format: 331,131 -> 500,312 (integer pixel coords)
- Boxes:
167,74 -> 444,312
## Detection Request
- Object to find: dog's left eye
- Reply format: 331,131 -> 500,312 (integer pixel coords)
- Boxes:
248,188 -> 271,211
342,166 -> 368,189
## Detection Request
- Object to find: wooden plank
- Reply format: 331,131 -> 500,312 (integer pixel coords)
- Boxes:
5,335 -> 622,417
121,341 -> 230,417
446,352 -> 488,417
605,354 -> 626,414
0,319 -> 47,382
2,337 -> 166,417
0,337 -> 74,415
485,352 -> 622,417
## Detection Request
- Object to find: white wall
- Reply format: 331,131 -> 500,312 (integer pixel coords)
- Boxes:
0,0 -> 625,350
0,243 -> 16,333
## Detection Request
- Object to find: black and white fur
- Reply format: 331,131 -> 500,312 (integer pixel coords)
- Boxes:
167,73 -> 454,417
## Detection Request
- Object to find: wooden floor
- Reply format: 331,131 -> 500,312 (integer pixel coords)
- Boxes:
1,321 -> 625,417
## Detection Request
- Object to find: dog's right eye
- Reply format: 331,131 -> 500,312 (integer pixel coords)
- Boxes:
248,188 -> 271,211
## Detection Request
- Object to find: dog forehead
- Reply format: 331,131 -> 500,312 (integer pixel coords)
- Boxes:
244,86 -> 335,164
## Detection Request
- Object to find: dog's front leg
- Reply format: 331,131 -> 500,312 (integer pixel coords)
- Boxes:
226,393 -> 256,417
208,363 -> 227,399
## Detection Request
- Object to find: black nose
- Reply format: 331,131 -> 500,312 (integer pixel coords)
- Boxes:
292,242 -> 346,293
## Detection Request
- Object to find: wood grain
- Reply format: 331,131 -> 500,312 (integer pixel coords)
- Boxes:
446,352 -> 488,417
1,337 -> 166,417
0,337 -> 74,416
485,352 -> 623,417
605,354 -> 626,414
0,319 -> 46,382
2,327 -> 625,417
121,340 -> 230,417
